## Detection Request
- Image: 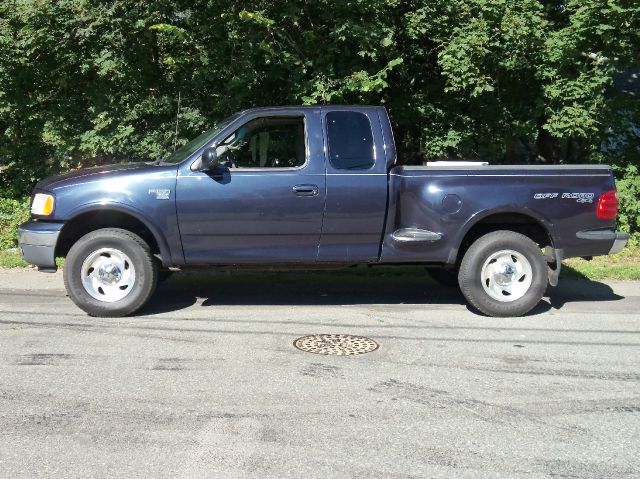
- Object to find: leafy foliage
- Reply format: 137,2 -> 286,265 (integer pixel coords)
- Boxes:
0,0 -> 639,233
0,197 -> 29,249
616,165 -> 640,239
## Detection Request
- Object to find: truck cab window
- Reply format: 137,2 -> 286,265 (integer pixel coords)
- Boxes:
326,111 -> 374,170
217,116 -> 306,168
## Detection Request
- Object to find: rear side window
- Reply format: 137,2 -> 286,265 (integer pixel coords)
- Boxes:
326,111 -> 374,170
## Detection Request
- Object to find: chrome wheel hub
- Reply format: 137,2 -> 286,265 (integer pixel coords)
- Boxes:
493,263 -> 516,286
81,248 -> 136,302
481,250 -> 533,302
97,262 -> 122,284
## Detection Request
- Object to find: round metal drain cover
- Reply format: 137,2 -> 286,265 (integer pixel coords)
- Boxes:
294,334 -> 379,356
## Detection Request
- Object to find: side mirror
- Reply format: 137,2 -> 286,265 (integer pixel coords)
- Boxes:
200,147 -> 219,170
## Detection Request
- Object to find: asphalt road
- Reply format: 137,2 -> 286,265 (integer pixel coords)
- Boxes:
0,268 -> 639,479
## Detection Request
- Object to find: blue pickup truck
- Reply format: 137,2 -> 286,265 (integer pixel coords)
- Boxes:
19,105 -> 628,317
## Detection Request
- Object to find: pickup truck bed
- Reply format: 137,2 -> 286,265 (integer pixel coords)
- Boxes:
383,163 -> 619,264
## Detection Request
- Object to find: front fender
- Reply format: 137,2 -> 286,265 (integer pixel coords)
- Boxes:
64,201 -> 177,266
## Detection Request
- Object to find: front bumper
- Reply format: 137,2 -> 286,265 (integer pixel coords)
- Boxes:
17,221 -> 65,272
575,229 -> 630,255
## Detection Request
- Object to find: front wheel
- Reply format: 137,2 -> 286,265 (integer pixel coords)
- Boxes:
63,228 -> 158,317
458,231 -> 547,317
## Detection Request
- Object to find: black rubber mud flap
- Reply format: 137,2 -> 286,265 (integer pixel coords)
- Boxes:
545,246 -> 563,287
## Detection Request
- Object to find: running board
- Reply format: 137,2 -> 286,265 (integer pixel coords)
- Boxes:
392,228 -> 442,242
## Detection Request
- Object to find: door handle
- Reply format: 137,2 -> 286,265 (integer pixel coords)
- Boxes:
292,184 -> 319,196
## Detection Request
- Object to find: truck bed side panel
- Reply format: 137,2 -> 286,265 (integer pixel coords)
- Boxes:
381,165 -> 617,264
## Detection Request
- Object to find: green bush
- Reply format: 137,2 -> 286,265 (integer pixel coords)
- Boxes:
0,197 -> 30,250
616,165 -> 640,244
2,1 -> 640,197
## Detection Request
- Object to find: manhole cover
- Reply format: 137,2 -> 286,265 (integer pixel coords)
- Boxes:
294,334 -> 379,356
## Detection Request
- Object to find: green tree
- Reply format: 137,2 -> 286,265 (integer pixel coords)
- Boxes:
1,0 -> 639,207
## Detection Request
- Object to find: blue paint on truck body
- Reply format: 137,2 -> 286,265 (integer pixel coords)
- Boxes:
19,105 -> 624,274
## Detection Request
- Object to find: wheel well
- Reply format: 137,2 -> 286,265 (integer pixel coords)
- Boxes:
455,213 -> 552,264
55,210 -> 161,259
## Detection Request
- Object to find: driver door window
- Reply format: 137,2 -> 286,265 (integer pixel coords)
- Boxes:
217,116 -> 306,169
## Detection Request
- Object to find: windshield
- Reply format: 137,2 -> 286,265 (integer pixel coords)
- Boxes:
162,113 -> 240,164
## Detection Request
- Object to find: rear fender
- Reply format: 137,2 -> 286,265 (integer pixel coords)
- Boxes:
447,206 -> 555,264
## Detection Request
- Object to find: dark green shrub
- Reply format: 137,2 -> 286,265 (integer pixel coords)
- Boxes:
0,197 -> 30,250
616,165 -> 640,245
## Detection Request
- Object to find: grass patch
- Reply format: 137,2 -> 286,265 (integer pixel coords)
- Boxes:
0,251 -> 29,268
0,251 -> 64,269
562,244 -> 640,280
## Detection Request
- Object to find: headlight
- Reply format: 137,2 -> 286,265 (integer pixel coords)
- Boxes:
31,193 -> 55,216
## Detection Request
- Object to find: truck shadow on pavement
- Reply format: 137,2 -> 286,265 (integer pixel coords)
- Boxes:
137,268 -> 624,317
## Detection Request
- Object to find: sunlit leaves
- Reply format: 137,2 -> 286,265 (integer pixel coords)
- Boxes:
0,0 -> 639,199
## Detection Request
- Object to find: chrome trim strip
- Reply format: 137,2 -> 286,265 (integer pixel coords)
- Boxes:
392,228 -> 442,242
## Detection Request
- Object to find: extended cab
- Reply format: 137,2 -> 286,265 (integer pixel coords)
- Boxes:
18,106 -> 628,317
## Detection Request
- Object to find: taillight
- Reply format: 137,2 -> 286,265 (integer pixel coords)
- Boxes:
597,190 -> 618,219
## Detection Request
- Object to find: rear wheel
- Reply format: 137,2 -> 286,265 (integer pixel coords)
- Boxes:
458,230 -> 547,317
63,228 -> 157,317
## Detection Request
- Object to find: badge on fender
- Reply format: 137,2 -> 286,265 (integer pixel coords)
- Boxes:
148,188 -> 171,200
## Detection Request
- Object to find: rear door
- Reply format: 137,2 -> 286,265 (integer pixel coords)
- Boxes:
317,108 -> 389,262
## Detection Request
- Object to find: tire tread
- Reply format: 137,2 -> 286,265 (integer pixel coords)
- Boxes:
458,230 -> 547,317
63,228 -> 157,317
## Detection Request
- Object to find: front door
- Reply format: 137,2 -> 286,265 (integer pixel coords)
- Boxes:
176,111 -> 326,264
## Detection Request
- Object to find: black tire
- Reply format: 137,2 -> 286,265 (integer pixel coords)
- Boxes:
63,228 -> 158,317
426,267 -> 460,287
458,230 -> 547,317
